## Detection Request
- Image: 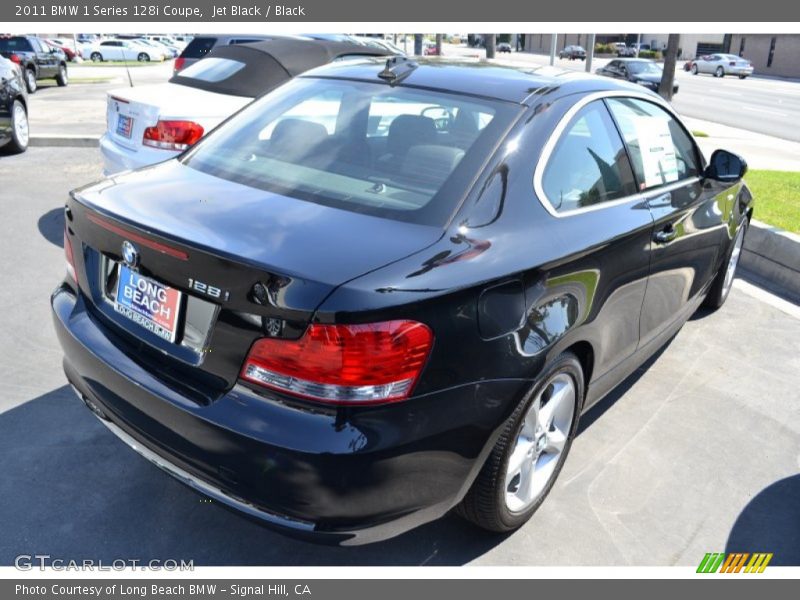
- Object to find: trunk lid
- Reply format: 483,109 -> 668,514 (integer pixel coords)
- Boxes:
68,160 -> 443,397
105,83 -> 251,151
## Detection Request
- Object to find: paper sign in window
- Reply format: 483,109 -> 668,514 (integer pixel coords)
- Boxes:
632,117 -> 679,189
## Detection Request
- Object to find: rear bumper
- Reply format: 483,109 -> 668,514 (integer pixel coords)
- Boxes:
728,66 -> 754,76
52,285 -> 524,544
99,133 -> 178,176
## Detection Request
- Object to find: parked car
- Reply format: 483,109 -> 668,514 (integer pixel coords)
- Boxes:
0,35 -> 68,92
596,59 -> 679,94
100,39 -> 391,174
146,35 -> 187,51
132,38 -> 174,60
45,38 -> 78,61
351,36 -> 406,55
84,39 -> 165,62
497,42 -> 512,53
423,41 -> 441,55
173,34 -> 293,74
691,53 -> 754,79
614,42 -> 631,56
559,45 -> 586,60
54,58 -> 753,544
0,54 -> 28,152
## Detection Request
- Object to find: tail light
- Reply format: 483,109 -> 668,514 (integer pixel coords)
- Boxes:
241,320 -> 434,405
142,120 -> 204,151
174,56 -> 185,72
64,228 -> 76,281
9,53 -> 21,64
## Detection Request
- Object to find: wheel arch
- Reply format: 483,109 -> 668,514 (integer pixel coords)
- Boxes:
562,340 -> 594,394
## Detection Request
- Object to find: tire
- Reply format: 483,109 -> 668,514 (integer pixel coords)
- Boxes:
56,64 -> 68,86
24,68 -> 37,93
692,64 -> 699,75
716,66 -> 725,78
3,99 -> 29,154
703,219 -> 748,310
456,352 -> 583,532
137,52 -> 150,62
738,74 -> 747,79
90,52 -> 102,62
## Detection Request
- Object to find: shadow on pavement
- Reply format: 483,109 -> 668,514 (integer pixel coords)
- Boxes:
726,474 -> 800,565
0,386 -> 508,566
37,207 -> 65,248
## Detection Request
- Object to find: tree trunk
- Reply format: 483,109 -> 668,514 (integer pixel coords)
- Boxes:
413,34 -> 423,56
658,34 -> 680,101
435,34 -> 443,56
485,34 -> 496,59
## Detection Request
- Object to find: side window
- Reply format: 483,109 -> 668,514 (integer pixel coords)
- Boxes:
606,97 -> 700,191
541,101 -> 637,213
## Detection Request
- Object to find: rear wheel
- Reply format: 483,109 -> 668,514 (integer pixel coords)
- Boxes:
738,74 -> 748,79
90,52 -> 102,62
137,52 -> 150,62
456,352 -> 583,532
3,100 -> 29,154
56,64 -> 68,86
716,66 -> 725,77
24,68 -> 37,93
704,220 -> 748,309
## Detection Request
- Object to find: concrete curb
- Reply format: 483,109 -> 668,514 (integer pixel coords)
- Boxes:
741,219 -> 800,303
30,135 -> 100,148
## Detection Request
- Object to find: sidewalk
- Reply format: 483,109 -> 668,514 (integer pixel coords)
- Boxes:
681,116 -> 800,172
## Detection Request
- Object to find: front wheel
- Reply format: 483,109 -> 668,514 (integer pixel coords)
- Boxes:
704,220 -> 748,309
692,64 -> 699,75
738,74 -> 748,79
24,69 -> 37,93
137,52 -> 150,62
3,99 -> 29,153
56,65 -> 68,86
90,52 -> 102,62
456,352 -> 583,532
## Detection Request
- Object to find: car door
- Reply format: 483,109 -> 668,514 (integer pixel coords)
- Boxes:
603,60 -> 622,78
31,38 -> 56,76
606,96 -> 732,348
533,97 -> 653,385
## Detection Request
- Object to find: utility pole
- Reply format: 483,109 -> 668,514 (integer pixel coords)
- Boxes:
549,33 -> 557,65
413,34 -> 423,56
435,33 -> 443,56
635,33 -> 642,57
585,33 -> 595,73
658,34 -> 680,101
485,34 -> 496,59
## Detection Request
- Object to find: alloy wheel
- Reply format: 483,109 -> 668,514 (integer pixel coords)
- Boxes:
13,102 -> 29,147
722,225 -> 746,298
505,372 -> 576,512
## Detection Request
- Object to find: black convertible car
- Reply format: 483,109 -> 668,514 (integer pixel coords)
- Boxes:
53,57 -> 752,544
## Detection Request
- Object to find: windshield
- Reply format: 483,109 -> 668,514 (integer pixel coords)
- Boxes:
627,61 -> 662,74
182,77 -> 518,225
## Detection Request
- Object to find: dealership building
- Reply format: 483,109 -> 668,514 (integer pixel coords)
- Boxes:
522,33 -> 800,78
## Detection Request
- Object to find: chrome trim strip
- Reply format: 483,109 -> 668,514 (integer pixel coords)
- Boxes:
75,388 -> 315,532
532,90 -> 699,219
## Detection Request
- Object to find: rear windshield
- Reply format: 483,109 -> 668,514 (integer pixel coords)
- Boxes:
0,37 -> 33,52
180,37 -> 216,58
182,77 -> 518,226
175,57 -> 246,82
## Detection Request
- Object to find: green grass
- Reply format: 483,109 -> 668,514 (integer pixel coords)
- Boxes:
746,169 -> 800,234
691,130 -> 709,138
69,77 -> 114,83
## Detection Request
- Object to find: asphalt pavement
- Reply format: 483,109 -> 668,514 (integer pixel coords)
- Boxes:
0,147 -> 798,566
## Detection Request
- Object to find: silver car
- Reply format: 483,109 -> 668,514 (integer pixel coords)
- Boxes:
691,53 -> 754,79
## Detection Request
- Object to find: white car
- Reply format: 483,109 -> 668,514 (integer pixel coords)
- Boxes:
691,53 -> 754,79
100,38 -> 390,175
83,39 -> 165,62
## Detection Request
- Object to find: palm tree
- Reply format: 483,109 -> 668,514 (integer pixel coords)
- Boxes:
658,34 -> 680,101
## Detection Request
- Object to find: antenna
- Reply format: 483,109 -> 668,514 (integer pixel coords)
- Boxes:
120,40 -> 134,87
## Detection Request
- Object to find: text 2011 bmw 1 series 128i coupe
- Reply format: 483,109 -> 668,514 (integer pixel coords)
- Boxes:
52,57 -> 753,545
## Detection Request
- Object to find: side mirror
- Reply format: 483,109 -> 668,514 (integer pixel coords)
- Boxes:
704,149 -> 747,182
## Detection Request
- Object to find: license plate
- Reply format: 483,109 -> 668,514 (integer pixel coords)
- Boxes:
115,266 -> 182,343
116,114 -> 133,138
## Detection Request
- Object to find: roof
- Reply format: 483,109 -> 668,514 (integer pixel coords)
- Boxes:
300,58 -> 650,105
169,38 -> 392,98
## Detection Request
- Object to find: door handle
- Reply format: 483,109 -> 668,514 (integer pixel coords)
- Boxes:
654,225 -> 678,244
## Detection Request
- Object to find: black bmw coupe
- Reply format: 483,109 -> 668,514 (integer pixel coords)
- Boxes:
53,57 -> 752,544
